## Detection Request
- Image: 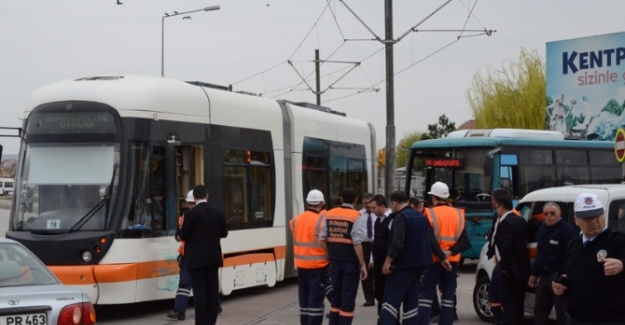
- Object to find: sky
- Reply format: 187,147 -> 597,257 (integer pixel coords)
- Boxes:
1,0 -> 624,155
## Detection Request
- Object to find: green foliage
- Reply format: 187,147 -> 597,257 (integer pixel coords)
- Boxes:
467,48 -> 547,129
421,114 -> 456,140
396,131 -> 426,168
602,99 -> 623,116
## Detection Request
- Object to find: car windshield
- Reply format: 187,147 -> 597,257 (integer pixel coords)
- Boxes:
13,144 -> 120,233
0,242 -> 58,287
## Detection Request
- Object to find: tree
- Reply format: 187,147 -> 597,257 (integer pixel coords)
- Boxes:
421,114 -> 456,141
396,131 -> 426,168
467,48 -> 546,129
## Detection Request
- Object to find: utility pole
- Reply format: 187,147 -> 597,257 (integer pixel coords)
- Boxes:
384,0 -> 396,196
315,49 -> 321,105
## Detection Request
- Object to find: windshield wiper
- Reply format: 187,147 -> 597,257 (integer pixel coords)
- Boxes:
68,163 -> 117,233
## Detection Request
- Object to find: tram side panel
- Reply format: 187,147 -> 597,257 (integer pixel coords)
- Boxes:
206,89 -> 288,295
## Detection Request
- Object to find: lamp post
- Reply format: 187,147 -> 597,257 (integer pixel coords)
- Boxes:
161,5 -> 220,77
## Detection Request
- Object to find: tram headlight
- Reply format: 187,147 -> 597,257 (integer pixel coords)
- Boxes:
81,250 -> 93,263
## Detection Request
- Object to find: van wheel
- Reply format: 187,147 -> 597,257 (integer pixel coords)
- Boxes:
473,275 -> 494,322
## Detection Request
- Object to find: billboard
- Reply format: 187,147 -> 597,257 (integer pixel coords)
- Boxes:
546,31 -> 625,141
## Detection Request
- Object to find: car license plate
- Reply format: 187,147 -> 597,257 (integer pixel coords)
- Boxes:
0,313 -> 47,325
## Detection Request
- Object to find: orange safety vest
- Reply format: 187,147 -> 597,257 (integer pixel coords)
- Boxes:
425,205 -> 465,263
177,215 -> 185,255
289,210 -> 329,269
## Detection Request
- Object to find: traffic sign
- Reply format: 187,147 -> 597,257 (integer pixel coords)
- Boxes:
615,128 -> 625,163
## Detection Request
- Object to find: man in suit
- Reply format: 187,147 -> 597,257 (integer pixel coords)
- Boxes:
179,185 -> 228,325
491,188 -> 530,325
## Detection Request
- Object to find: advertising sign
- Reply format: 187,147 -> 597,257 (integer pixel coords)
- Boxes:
546,32 -> 625,141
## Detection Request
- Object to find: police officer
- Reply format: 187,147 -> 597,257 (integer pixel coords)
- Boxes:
553,193 -> 625,324
528,202 -> 577,325
379,191 -> 450,325
320,187 -> 368,325
290,189 -> 330,325
416,182 -> 470,325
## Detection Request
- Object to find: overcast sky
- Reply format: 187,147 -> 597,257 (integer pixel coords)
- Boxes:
1,0 -> 624,155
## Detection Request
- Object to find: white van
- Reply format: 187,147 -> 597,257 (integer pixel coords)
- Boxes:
472,184 -> 625,322
0,178 -> 14,196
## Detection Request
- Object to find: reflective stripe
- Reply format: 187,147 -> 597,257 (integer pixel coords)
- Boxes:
429,208 -> 440,240
294,254 -> 328,260
403,307 -> 418,319
326,237 -> 353,244
293,240 -> 322,248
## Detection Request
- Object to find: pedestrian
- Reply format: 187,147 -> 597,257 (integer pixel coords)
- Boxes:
360,192 -> 376,307
527,202 -> 577,325
369,194 -> 393,323
491,188 -> 530,325
416,182 -> 470,325
379,190 -> 451,325
290,189 -> 330,325
552,193 -> 625,324
167,190 -> 195,321
320,187 -> 368,325
179,185 -> 228,325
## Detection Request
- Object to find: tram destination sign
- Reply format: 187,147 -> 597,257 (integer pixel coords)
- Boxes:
28,112 -> 116,134
424,158 -> 462,168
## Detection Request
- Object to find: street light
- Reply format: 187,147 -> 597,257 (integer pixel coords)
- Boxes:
161,5 -> 220,77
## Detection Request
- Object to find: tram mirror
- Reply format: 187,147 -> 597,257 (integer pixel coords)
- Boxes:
0,144 -> 3,161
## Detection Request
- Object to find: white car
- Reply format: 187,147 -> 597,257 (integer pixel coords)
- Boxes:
0,237 -> 96,325
472,184 -> 625,322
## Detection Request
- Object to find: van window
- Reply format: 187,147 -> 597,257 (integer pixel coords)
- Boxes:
608,200 -> 625,232
518,200 -> 578,243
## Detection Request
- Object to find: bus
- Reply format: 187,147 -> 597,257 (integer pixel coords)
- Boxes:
6,75 -> 376,304
405,128 -> 621,260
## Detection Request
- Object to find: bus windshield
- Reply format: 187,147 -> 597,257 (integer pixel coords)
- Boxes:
13,143 -> 119,233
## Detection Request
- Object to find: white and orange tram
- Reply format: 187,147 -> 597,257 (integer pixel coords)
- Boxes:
6,75 -> 376,304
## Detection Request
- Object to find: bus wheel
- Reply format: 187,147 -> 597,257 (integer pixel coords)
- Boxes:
473,275 -> 494,322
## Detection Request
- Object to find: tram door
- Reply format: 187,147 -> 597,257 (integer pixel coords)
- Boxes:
169,145 -> 204,231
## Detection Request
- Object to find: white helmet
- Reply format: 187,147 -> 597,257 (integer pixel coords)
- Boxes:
306,189 -> 324,205
427,182 -> 450,199
185,190 -> 195,202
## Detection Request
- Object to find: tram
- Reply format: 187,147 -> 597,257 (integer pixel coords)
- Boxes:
6,75 -> 376,304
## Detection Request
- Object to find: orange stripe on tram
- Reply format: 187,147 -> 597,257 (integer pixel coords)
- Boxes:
49,246 -> 288,285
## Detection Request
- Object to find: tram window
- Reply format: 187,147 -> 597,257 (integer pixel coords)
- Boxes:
223,149 -> 274,229
176,145 -> 203,215
121,143 -> 165,238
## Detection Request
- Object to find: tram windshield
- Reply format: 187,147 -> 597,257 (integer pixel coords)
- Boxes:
13,143 -> 120,233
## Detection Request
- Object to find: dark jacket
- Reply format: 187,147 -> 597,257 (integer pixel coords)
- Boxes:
179,202 -> 228,269
532,218 -> 578,276
564,229 -> 625,322
495,212 -> 531,282
372,213 -> 393,265
388,206 -> 445,269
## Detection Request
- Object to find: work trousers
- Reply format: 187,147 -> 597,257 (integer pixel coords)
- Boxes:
189,267 -> 220,325
500,271 -> 526,325
534,275 -> 567,325
361,242 -> 375,303
379,266 -> 425,325
373,263 -> 388,317
489,263 -> 503,324
174,264 -> 192,314
329,260 -> 361,325
297,267 -> 327,325
416,262 -> 458,325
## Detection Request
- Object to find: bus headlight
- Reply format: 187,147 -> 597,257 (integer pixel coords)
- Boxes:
81,250 -> 93,263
